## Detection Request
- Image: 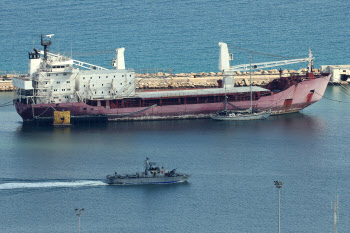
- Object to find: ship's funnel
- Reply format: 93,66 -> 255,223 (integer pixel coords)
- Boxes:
218,42 -> 230,72
115,47 -> 125,70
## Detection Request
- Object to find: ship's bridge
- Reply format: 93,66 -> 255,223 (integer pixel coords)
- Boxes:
46,59 -> 74,72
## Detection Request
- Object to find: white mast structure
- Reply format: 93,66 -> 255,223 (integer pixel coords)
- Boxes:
218,42 -> 313,73
250,52 -> 252,113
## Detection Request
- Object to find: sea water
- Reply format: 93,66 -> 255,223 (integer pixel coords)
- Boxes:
1,0 -> 350,232
0,0 -> 349,73
1,86 -> 350,232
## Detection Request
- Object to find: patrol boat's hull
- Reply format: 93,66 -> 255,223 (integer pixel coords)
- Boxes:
106,175 -> 191,185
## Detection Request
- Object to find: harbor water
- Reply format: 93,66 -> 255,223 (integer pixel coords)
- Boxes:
1,86 -> 350,232
1,0 -> 350,232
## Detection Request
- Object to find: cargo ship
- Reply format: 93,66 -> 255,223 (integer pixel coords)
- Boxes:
13,35 -> 331,122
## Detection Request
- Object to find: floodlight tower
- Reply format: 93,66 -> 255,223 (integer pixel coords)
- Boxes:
74,208 -> 84,233
274,181 -> 283,233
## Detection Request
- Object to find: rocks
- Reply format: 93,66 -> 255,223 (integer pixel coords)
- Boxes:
297,68 -> 307,73
0,85 -> 14,91
269,69 -> 279,74
0,75 -> 14,91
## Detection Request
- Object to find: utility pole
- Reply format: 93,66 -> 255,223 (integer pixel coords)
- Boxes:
74,208 -> 84,233
274,181 -> 283,233
333,195 -> 339,233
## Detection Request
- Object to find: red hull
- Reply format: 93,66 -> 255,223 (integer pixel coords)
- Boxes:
14,75 -> 330,122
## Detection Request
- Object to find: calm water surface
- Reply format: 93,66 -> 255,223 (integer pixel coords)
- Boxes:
0,0 -> 349,73
0,86 -> 350,233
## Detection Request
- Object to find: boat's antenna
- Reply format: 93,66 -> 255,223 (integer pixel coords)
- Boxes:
250,52 -> 253,113
71,42 -> 73,58
32,40 -> 34,50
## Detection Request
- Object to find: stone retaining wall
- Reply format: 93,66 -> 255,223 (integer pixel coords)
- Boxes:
0,74 -> 14,91
136,68 -> 318,89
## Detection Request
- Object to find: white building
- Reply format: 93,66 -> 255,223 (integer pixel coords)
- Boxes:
321,65 -> 350,83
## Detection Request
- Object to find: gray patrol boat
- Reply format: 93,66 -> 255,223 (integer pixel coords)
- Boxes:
106,158 -> 191,185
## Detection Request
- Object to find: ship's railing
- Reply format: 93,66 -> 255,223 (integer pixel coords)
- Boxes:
135,88 -> 224,99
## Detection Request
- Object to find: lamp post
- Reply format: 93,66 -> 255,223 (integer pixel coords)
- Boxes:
74,208 -> 84,233
274,181 -> 283,233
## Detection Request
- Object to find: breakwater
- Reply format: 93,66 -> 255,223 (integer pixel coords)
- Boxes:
136,68 -> 321,89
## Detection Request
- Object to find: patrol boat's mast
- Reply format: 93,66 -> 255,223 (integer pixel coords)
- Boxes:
145,158 -> 150,175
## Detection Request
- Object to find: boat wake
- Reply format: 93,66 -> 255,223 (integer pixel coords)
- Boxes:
0,180 -> 107,190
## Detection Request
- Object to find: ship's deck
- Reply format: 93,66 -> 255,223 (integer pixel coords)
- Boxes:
136,86 -> 270,99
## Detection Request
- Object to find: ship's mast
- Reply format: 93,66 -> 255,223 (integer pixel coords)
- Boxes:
145,158 -> 150,175
40,35 -> 53,61
308,47 -> 314,73
250,52 -> 252,113
224,82 -> 227,112
218,42 -> 312,73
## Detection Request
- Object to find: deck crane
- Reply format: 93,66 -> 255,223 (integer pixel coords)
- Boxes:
218,42 -> 313,74
39,51 -> 109,71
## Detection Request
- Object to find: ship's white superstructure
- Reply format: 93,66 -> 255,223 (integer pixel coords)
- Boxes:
13,35 -> 135,105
